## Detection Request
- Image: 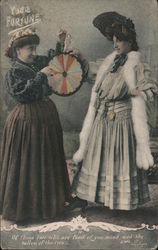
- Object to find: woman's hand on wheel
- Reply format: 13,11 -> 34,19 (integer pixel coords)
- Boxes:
41,66 -> 54,77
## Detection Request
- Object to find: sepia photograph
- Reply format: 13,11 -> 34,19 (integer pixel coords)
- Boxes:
0,0 -> 158,249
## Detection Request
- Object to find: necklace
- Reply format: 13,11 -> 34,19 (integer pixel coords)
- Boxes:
108,102 -> 116,121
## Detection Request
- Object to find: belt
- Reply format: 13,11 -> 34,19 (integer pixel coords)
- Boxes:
97,99 -> 132,121
106,99 -> 132,113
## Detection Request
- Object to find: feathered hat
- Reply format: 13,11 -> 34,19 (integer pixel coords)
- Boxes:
5,24 -> 39,58
93,11 -> 136,40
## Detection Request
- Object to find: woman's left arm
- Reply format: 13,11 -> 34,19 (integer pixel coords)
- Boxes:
129,63 -> 157,170
133,63 -> 158,100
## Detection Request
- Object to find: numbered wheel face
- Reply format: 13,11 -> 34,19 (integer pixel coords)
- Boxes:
48,53 -> 84,96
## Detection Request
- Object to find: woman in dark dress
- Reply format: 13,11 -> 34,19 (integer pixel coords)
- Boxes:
0,27 -> 70,224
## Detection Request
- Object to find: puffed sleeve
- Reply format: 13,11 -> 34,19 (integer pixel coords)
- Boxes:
136,63 -> 158,101
5,67 -> 52,103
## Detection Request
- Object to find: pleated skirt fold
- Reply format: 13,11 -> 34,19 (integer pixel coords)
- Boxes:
73,108 -> 150,210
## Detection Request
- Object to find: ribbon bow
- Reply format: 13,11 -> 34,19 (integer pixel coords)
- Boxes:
110,53 -> 128,73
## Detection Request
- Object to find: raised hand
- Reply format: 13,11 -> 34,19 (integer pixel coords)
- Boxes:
41,66 -> 53,77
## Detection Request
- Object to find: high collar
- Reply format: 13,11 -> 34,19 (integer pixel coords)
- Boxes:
15,58 -> 39,72
120,50 -> 141,65
94,50 -> 142,93
127,50 -> 141,58
16,58 -> 34,66
108,50 -> 141,70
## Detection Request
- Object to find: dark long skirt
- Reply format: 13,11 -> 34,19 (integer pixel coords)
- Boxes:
0,98 -> 70,222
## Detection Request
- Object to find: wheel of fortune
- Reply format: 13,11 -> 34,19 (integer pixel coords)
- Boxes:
48,52 -> 84,96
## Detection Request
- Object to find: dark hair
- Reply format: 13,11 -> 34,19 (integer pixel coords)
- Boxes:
6,34 -> 40,59
112,25 -> 139,51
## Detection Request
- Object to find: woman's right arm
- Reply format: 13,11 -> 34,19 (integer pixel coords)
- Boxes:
5,67 -> 52,103
73,88 -> 97,164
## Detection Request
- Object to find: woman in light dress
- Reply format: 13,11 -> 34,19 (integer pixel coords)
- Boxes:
66,12 -> 157,211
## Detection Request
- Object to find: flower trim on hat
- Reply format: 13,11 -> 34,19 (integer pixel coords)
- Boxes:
8,27 -> 36,49
111,17 -> 135,34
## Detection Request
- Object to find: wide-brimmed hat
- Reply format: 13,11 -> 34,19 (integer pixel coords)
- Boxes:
93,11 -> 135,40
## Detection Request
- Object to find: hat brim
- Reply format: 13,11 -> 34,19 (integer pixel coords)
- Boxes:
93,11 -> 126,40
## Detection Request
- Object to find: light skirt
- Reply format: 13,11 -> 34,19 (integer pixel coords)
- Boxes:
73,106 -> 150,210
